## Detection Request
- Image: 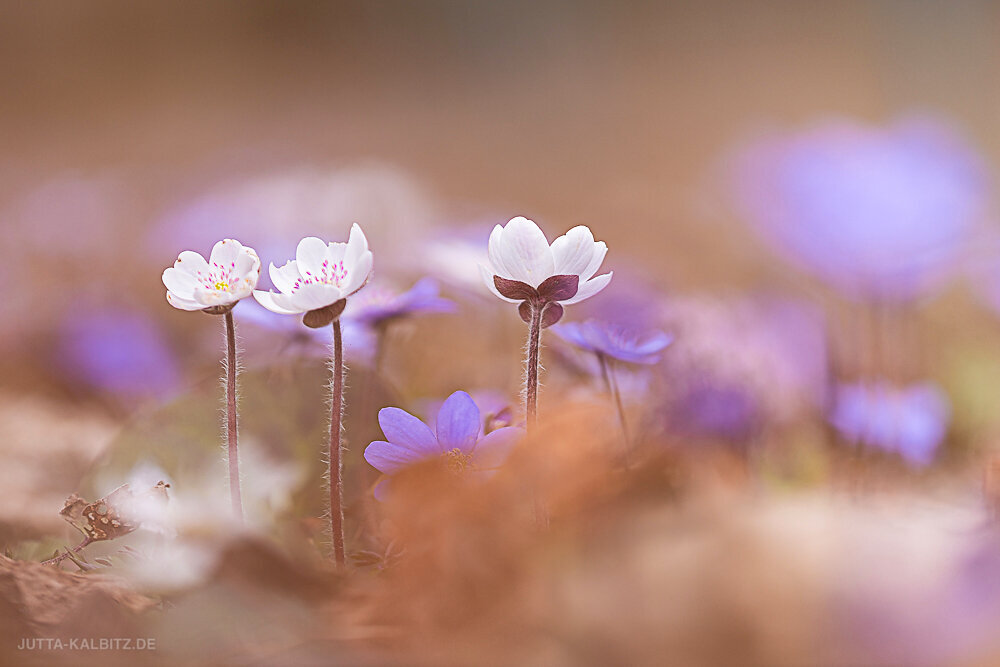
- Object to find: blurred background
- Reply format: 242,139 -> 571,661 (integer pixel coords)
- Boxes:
6,2 -> 1000,664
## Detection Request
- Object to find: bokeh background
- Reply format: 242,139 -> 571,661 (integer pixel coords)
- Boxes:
6,2 -> 1000,665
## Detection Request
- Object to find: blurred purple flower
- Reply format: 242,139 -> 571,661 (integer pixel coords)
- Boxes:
730,116 -> 989,301
148,166 -> 435,288
56,307 -> 180,399
233,299 -> 374,363
345,278 -> 455,329
658,295 -> 828,441
830,380 -> 950,466
364,391 -> 523,500
552,319 -> 673,365
571,269 -> 667,332
669,381 -> 763,442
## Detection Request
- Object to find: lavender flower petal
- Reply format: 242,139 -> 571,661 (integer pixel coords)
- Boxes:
377,407 -> 440,455
363,441 -> 426,475
435,391 -> 481,454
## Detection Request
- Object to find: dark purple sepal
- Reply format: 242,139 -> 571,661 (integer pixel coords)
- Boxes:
536,274 -> 579,302
518,300 -> 533,325
494,276 -> 538,301
540,302 -> 564,328
302,298 -> 347,328
201,303 -> 236,315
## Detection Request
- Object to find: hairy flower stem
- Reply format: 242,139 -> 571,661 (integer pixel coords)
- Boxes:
224,311 -> 244,522
525,304 -> 543,430
41,536 -> 93,566
597,352 -> 631,463
330,319 -> 346,566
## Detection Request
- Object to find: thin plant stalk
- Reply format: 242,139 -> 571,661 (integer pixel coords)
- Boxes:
41,536 -> 94,566
224,311 -> 244,522
525,304 -> 543,429
597,352 -> 631,462
329,319 -> 346,566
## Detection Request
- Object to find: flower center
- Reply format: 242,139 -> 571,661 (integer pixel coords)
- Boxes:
196,260 -> 239,293
295,259 -> 348,291
443,448 -> 473,474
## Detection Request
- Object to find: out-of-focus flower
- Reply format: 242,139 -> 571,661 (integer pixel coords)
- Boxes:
364,391 -> 523,500
419,227 -> 491,297
658,296 -> 828,441
162,239 -> 260,312
148,165 -> 435,278
254,225 -> 373,325
233,299 -> 375,363
830,380 -> 950,466
571,268 -> 666,332
481,216 -> 612,311
56,307 -> 180,399
345,278 -> 454,329
552,319 -> 673,365
730,117 -> 988,301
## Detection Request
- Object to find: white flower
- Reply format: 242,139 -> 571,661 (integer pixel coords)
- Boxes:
162,239 -> 260,311
253,224 -> 374,316
480,216 -> 612,305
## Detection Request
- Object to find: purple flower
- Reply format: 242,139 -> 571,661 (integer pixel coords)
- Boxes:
830,380 -> 950,466
657,295 -> 829,440
232,299 -> 374,363
345,278 -> 455,328
56,306 -> 180,399
730,116 -> 988,301
552,319 -> 673,365
417,389 -> 517,433
669,380 -> 763,442
364,391 -> 523,500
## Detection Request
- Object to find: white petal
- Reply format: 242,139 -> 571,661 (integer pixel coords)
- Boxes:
550,225 -> 596,276
342,249 -> 373,295
487,224 -> 510,277
561,271 -> 612,305
579,241 -> 607,281
479,264 -> 519,303
166,291 -> 204,311
162,267 -> 197,300
193,286 -> 239,307
269,260 -> 300,294
209,239 -> 242,269
234,245 -> 260,281
326,242 -> 348,264
343,223 -> 369,268
231,279 -> 256,301
499,217 -> 554,286
254,290 -> 303,314
173,250 -> 208,277
295,236 -> 330,277
286,282 -> 342,311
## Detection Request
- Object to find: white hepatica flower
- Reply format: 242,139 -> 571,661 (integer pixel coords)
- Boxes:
480,216 -> 612,306
253,224 -> 373,324
162,239 -> 261,312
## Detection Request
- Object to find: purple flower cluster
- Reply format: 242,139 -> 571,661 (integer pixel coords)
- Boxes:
830,381 -> 950,467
